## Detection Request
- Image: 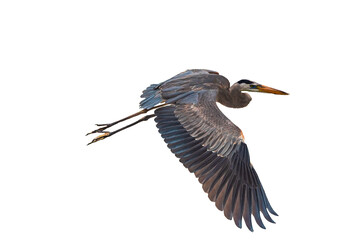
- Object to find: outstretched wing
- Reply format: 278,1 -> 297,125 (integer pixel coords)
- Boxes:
174,90 -> 243,158
154,91 -> 277,231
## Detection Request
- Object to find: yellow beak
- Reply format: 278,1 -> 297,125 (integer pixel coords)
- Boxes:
257,85 -> 289,95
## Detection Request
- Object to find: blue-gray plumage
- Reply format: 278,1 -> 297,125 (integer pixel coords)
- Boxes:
87,69 -> 288,231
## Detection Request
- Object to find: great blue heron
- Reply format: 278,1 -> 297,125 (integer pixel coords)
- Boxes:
87,69 -> 288,231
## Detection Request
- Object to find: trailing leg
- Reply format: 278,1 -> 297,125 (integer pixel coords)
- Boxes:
86,103 -> 167,136
87,114 -> 156,145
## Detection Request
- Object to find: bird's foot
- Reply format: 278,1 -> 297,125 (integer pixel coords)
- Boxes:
86,124 -> 111,136
87,132 -> 111,145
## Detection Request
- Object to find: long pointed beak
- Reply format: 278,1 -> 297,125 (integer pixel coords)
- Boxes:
257,84 -> 289,95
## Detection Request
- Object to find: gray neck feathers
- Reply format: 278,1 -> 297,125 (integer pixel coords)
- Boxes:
217,84 -> 252,108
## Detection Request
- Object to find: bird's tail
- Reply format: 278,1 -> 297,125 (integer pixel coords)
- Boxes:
140,83 -> 163,109
86,103 -> 167,145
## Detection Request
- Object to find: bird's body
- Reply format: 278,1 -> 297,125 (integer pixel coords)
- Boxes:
87,69 -> 288,231
140,69 -> 252,110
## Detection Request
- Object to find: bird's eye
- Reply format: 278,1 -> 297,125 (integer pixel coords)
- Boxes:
250,84 -> 257,89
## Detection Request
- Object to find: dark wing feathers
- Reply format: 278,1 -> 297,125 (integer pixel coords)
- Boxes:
174,91 -> 243,158
154,106 -> 277,231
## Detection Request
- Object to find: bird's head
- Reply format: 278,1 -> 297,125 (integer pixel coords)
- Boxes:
237,79 -> 289,95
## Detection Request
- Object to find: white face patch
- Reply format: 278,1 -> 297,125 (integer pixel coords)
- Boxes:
238,82 -> 257,92
238,83 -> 250,91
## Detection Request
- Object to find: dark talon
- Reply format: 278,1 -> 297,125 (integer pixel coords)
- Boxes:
86,126 -> 107,136
95,123 -> 109,126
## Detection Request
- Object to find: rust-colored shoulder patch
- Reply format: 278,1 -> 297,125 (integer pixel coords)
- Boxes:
240,130 -> 245,141
208,71 -> 219,75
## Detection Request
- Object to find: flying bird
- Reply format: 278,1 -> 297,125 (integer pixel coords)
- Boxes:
87,69 -> 288,231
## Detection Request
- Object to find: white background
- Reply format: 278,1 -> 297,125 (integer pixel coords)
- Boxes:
1,1 -> 360,239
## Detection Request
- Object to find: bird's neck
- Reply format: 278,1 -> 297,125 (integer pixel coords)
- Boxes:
217,85 -> 252,108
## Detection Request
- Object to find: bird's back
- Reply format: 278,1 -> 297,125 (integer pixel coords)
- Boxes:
140,69 -> 230,109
